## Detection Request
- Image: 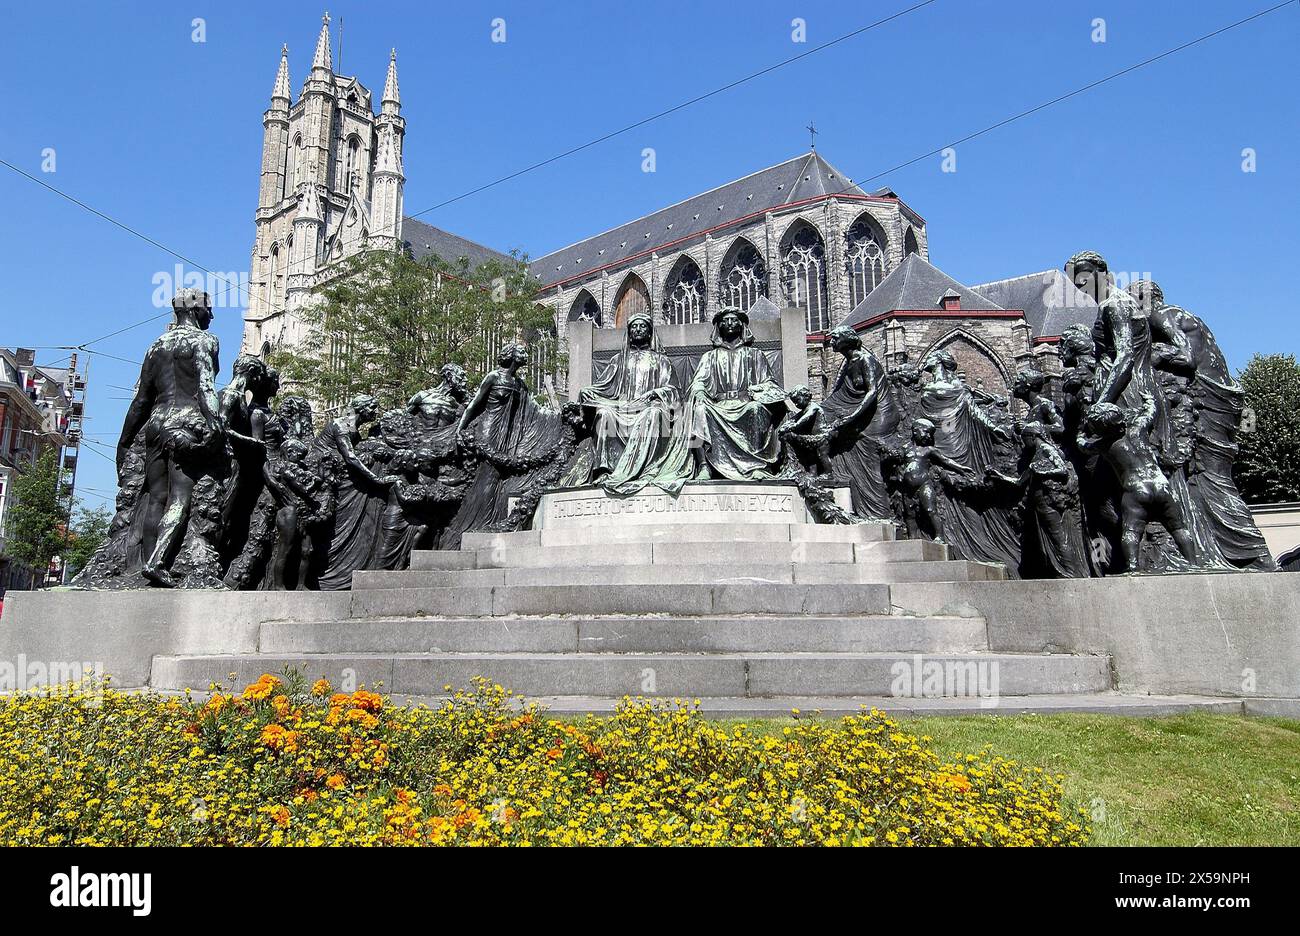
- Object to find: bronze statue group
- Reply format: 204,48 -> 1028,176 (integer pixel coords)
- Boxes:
76,249 -> 1276,591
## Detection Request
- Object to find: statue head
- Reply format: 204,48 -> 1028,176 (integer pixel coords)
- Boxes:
922,348 -> 957,376
278,395 -> 314,437
788,384 -> 813,409
1125,278 -> 1164,313
560,400 -> 585,429
231,353 -> 262,381
281,437 -> 309,465
713,307 -> 748,343
172,288 -> 213,330
440,362 -> 468,399
1012,369 -> 1046,400
827,324 -> 861,355
1084,401 -> 1125,438
498,343 -> 529,369
911,417 -> 937,445
893,363 -> 923,388
1065,250 -> 1110,304
350,393 -> 379,424
626,312 -> 654,348
1059,323 -> 1096,365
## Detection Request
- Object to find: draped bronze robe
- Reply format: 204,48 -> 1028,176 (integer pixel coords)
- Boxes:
579,343 -> 682,495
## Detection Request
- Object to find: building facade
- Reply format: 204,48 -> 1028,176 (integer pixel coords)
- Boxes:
241,16 -> 1095,402
241,14 -> 408,358
0,349 -> 82,591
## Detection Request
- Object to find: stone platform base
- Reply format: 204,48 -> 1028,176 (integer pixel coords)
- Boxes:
3,502 -> 1298,716
529,480 -> 852,529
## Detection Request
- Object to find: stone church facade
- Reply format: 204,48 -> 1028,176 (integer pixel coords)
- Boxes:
242,16 -> 1096,400
241,15 -> 407,358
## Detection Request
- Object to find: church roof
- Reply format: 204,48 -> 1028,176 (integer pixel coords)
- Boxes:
841,253 -> 1011,329
401,217 -> 512,270
969,269 -> 1098,340
532,152 -> 869,287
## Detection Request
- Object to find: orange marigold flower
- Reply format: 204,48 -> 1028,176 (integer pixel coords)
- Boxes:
311,678 -> 332,697
242,674 -> 281,702
271,805 -> 291,827
326,774 -> 345,790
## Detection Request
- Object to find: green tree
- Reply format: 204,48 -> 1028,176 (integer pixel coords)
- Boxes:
270,248 -> 561,413
3,448 -> 66,585
64,503 -> 111,577
1233,353 -> 1300,503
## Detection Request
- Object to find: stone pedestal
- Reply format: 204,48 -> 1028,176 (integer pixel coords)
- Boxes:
531,480 -> 852,529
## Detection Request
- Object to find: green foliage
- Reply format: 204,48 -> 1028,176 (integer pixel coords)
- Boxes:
2,448 -> 66,581
64,503 -> 111,577
269,248 -> 561,413
1233,353 -> 1300,503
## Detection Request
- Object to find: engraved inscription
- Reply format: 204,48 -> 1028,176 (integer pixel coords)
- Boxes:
550,492 -> 796,521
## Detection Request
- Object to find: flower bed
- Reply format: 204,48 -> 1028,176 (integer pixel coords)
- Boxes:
0,674 -> 1088,846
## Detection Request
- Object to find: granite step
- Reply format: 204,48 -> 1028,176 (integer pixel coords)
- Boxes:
414,538 -> 954,571
346,582 -> 893,618
460,521 -> 896,551
260,614 -> 989,655
354,558 -> 999,590
150,651 -> 1110,699
443,693 -> 1247,718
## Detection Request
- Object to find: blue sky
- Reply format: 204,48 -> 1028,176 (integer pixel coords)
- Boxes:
2,0 -> 1297,510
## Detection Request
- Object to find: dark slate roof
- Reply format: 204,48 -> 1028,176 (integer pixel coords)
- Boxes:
401,217 -> 513,270
968,269 -> 1098,339
841,254 -> 1010,328
531,152 -> 867,287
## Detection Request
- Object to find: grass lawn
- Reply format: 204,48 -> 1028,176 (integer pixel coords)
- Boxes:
747,712 -> 1300,846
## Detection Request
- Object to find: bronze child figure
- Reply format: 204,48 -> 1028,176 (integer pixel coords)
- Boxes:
778,384 -> 834,476
892,417 -> 975,544
1078,394 -> 1199,573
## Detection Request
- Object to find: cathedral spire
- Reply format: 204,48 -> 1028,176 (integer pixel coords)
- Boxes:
382,49 -> 401,109
271,44 -> 291,102
311,12 -> 332,74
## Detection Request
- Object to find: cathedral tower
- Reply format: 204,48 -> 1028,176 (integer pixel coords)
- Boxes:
242,14 -> 407,356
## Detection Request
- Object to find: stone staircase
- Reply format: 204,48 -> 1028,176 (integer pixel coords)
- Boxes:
149,521 -> 1234,716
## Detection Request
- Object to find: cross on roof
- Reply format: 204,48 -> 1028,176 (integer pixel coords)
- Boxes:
807,122 -> 818,151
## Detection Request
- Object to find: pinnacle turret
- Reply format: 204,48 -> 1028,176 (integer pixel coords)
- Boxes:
381,49 -> 400,110
311,12 -> 332,74
271,44 -> 291,103
375,127 -> 404,178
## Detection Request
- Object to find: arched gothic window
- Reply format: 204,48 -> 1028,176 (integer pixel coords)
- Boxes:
266,245 -> 280,311
663,257 -> 705,325
780,221 -> 829,332
613,274 -> 650,329
718,239 -> 767,313
845,216 -> 888,309
344,137 -> 361,193
285,134 -> 301,196
567,290 -> 602,327
904,227 -> 920,256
